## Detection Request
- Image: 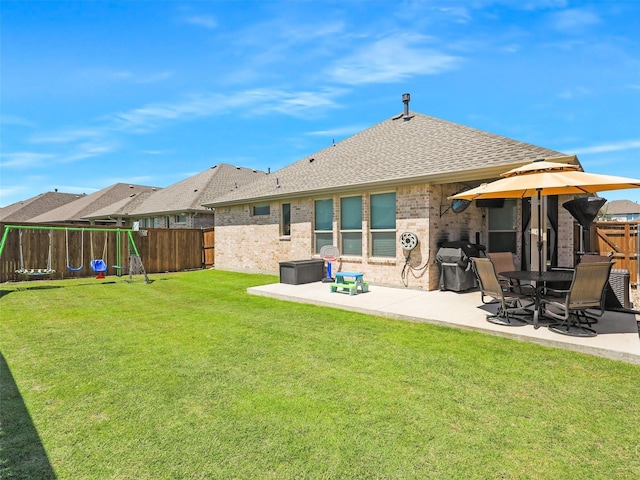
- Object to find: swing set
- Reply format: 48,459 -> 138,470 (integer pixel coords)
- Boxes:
0,225 -> 150,283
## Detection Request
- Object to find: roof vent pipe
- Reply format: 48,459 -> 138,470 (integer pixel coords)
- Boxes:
402,93 -> 410,119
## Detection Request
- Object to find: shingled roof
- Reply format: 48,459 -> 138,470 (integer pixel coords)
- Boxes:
29,183 -> 160,223
124,163 -> 266,217
603,199 -> 640,215
205,111 -> 569,207
0,191 -> 85,222
83,190 -> 157,220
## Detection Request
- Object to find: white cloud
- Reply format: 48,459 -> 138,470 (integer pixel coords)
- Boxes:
570,139 -> 640,155
110,88 -> 344,132
78,68 -> 173,85
182,15 -> 217,29
550,8 -> 600,32
500,44 -> 521,53
557,86 -> 591,100
0,185 -> 29,204
61,143 -> 115,163
30,128 -> 104,144
7,89 -> 345,174
0,114 -> 35,127
438,6 -> 472,24
0,152 -> 57,168
110,93 -> 228,132
326,33 -> 461,85
141,150 -> 168,155
247,89 -> 343,117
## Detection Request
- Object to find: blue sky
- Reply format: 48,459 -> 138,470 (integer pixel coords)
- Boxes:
1,0 -> 639,208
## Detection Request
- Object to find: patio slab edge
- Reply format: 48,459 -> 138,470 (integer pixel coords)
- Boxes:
248,285 -> 640,365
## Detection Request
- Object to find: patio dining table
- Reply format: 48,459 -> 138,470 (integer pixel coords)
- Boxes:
501,270 -> 574,329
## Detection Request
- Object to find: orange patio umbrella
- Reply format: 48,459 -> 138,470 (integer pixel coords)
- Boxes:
450,157 -> 640,270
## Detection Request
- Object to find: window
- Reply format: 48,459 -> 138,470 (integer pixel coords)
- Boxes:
314,199 -> 333,254
370,192 -> 396,257
281,203 -> 291,236
175,214 -> 187,224
252,204 -> 270,216
340,196 -> 362,256
488,199 -> 517,252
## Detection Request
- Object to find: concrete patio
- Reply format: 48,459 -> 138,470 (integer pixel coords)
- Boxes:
248,281 -> 640,364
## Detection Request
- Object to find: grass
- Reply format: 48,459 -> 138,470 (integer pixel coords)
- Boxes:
1,270 -> 639,479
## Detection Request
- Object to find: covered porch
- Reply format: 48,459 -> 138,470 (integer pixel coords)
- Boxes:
248,281 -> 640,364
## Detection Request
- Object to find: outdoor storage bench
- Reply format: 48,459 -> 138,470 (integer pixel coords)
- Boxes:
279,259 -> 325,285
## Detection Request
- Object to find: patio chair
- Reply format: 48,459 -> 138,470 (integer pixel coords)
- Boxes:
548,253 -> 614,322
471,257 -> 534,326
487,252 -> 535,297
539,261 -> 613,337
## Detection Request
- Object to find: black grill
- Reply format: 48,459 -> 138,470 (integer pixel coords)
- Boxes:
436,241 -> 485,292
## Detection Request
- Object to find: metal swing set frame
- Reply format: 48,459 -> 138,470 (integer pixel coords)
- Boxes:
0,224 -> 150,284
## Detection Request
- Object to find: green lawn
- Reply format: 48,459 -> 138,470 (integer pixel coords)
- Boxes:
1,270 -> 639,479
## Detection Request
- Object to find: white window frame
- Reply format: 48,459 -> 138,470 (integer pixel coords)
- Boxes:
252,204 -> 270,216
281,202 -> 291,237
340,195 -> 362,256
369,191 -> 397,258
488,199 -> 517,252
314,198 -> 333,254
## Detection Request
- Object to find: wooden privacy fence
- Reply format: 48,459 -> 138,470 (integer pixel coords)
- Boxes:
0,223 -> 205,283
203,227 -> 215,268
590,221 -> 638,287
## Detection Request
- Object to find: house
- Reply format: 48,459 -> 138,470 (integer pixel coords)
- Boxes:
29,183 -> 161,225
0,190 -> 85,222
206,96 -> 579,290
600,199 -> 640,221
82,190 -> 157,227
84,164 -> 267,228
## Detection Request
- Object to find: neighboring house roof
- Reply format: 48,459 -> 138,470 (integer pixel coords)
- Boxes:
205,111 -> 570,207
83,190 -> 157,220
602,199 -> 640,215
116,163 -> 267,218
0,191 -> 85,222
29,183 -> 161,223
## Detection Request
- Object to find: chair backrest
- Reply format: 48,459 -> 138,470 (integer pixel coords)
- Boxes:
580,253 -> 612,264
471,257 -> 503,299
487,252 -> 517,275
568,262 -> 613,309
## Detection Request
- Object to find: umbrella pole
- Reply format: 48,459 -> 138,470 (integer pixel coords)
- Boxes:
537,188 -> 543,272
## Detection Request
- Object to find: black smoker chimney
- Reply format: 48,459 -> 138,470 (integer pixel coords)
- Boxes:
402,93 -> 410,119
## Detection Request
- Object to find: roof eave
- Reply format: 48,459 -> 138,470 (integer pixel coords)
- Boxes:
205,157 -> 578,208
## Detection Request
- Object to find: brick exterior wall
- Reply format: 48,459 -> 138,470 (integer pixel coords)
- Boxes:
556,194 -> 577,268
214,184 -> 576,290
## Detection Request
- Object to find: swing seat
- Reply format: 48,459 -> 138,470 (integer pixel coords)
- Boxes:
90,259 -> 107,272
67,265 -> 83,272
16,268 -> 55,276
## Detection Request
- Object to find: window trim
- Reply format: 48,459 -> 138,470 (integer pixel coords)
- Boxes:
488,198 -> 517,252
369,191 -> 397,258
314,198 -> 333,254
340,195 -> 363,257
281,202 -> 291,237
252,204 -> 271,217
